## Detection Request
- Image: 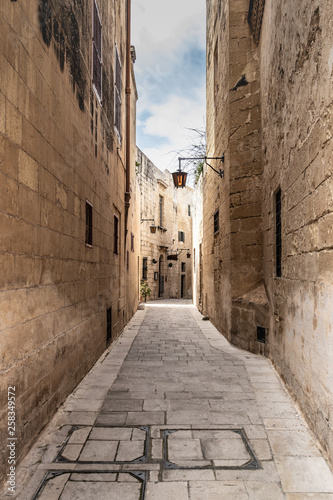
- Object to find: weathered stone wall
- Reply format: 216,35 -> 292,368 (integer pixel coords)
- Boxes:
0,0 -> 139,483
204,0 -> 268,350
137,148 -> 193,301
192,175 -> 203,308
260,0 -> 333,464
204,0 -> 231,338
205,0 -> 333,466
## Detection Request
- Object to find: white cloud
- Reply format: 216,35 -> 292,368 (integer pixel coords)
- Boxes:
140,90 -> 206,171
132,0 -> 206,66
132,0 -> 206,171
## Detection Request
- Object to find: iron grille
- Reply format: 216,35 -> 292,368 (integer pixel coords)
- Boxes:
85,201 -> 93,245
114,46 -> 122,138
92,0 -> 102,98
114,215 -> 119,255
142,258 -> 148,280
275,188 -> 282,277
214,209 -> 219,234
107,307 -> 112,343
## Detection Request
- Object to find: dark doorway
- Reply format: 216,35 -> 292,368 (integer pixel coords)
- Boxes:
181,275 -> 185,298
159,255 -> 164,297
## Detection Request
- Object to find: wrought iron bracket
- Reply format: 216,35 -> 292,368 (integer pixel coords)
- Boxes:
178,155 -> 225,178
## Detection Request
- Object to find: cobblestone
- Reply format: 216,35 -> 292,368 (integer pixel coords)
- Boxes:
5,302 -> 333,499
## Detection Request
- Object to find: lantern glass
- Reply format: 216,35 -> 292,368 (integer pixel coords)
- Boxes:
150,225 -> 157,234
172,171 -> 187,188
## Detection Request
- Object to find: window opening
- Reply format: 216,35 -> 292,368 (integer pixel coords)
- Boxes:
114,215 -> 119,255
92,0 -> 102,99
142,257 -> 148,280
275,188 -> 282,277
214,209 -> 219,234
85,201 -> 93,246
114,44 -> 122,139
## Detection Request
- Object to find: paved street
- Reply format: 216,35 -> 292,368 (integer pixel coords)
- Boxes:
8,301 -> 333,499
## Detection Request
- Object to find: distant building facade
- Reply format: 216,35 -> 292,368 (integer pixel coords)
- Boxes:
0,0 -> 139,481
137,148 -> 193,301
202,0 -> 333,465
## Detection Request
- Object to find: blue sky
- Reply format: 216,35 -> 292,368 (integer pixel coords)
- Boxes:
132,0 -> 206,171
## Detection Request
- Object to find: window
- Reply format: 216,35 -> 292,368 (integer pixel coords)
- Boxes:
214,40 -> 219,97
131,232 -> 134,252
275,188 -> 282,277
127,250 -> 129,271
142,258 -> 148,280
113,215 -> 119,255
107,307 -> 112,343
214,209 -> 219,234
193,248 -> 196,273
181,262 -> 186,272
92,0 -> 102,99
257,326 -> 266,344
159,195 -> 163,227
114,44 -> 122,139
178,231 -> 185,243
85,201 -> 93,246
248,0 -> 266,44
188,205 -> 191,217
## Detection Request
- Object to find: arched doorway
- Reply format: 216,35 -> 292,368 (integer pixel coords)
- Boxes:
159,255 -> 164,298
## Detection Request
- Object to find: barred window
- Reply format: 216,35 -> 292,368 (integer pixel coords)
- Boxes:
248,0 -> 266,44
142,258 -> 148,280
92,0 -> 102,99
85,201 -> 93,246
275,188 -> 282,277
159,196 -> 163,227
114,44 -> 122,139
114,215 -> 119,255
214,209 -> 219,234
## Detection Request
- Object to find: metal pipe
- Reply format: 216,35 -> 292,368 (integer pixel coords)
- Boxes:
125,0 -> 131,207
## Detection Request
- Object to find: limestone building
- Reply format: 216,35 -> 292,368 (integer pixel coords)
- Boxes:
0,0 -> 139,481
137,148 -> 193,301
202,0 -> 333,464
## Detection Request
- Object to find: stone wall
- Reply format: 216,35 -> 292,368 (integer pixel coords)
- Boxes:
0,0 -> 139,483
204,0 -> 333,465
204,0 -> 268,350
260,0 -> 333,464
137,148 -> 193,301
192,175 -> 203,308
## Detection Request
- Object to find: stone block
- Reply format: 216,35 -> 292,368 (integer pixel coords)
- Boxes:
0,92 -> 5,134
5,100 -> 22,145
0,172 -> 18,216
18,184 -> 40,224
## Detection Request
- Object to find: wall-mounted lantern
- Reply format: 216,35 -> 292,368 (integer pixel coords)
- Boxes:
141,218 -> 157,234
187,252 -> 191,258
168,263 -> 173,268
172,155 -> 225,189
152,259 -> 157,264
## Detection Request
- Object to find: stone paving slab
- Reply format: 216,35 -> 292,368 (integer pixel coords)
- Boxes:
3,302 -> 333,499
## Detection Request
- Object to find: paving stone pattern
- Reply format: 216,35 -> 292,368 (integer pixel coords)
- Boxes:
7,303 -> 333,500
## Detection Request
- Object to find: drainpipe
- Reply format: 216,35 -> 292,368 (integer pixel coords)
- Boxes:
125,0 -> 131,211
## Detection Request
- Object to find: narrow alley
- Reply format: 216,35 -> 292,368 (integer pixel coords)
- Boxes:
10,302 -> 333,500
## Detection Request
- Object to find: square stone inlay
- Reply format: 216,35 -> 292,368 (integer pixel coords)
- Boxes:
32,471 -> 146,500
163,429 -> 260,470
55,426 -> 149,464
